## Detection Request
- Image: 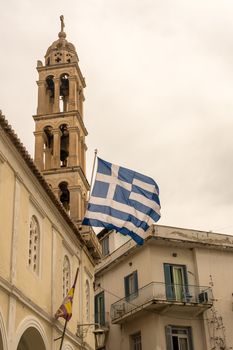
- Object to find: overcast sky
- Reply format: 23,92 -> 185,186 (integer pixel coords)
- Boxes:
1,0 -> 233,234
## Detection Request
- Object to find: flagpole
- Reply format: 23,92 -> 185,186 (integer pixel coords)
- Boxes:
89,149 -> 98,200
59,318 -> 68,350
73,266 -> 79,287
54,267 -> 79,347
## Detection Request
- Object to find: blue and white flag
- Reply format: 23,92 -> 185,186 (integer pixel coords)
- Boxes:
82,158 -> 161,245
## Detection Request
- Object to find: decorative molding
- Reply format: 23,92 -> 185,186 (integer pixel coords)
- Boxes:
0,306 -> 9,350
15,315 -> 49,350
63,343 -> 75,350
10,178 -> 21,284
15,172 -> 24,184
29,195 -> 46,219
7,297 -> 16,350
62,239 -> 75,257
0,276 -> 83,348
84,266 -> 93,280
0,150 -> 6,163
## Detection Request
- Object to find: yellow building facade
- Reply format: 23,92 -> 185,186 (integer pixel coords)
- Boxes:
0,18 -> 101,350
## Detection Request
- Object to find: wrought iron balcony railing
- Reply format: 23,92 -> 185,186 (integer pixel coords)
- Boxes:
111,282 -> 213,321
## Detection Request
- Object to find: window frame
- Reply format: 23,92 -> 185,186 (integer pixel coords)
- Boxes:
28,215 -> 40,275
85,279 -> 90,322
130,331 -> 142,350
62,255 -> 71,298
101,235 -> 110,256
164,263 -> 189,301
124,270 -> 138,301
95,291 -> 105,326
165,325 -> 193,350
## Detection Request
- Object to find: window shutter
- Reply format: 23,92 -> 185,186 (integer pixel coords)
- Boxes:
124,275 -> 130,298
133,271 -> 138,291
95,292 -> 105,325
133,271 -> 138,297
94,295 -> 98,324
164,264 -> 173,300
100,293 -> 105,326
188,327 -> 194,350
183,266 -> 190,299
165,325 -> 173,350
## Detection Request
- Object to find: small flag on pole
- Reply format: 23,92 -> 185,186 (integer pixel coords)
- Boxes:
55,267 -> 79,321
83,158 -> 161,245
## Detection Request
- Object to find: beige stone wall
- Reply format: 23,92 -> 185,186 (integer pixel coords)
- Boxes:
0,155 -> 14,281
96,228 -> 233,350
0,130 -> 95,349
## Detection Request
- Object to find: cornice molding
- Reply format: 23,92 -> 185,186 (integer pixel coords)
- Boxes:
0,275 -> 84,348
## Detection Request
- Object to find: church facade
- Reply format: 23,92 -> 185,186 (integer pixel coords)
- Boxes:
0,18 -> 101,350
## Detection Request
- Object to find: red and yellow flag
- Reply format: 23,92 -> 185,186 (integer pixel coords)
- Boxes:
55,267 -> 79,321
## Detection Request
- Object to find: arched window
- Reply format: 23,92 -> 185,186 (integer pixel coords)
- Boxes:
29,216 -> 40,274
63,256 -> 70,298
59,124 -> 69,167
60,73 -> 69,112
85,280 -> 90,322
59,182 -> 70,212
46,75 -> 55,99
43,125 -> 53,169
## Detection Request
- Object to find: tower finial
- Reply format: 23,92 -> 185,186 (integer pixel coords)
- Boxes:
60,15 -> 65,32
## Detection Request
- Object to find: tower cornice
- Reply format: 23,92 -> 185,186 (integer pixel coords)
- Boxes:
36,62 -> 86,88
42,166 -> 90,190
33,111 -> 88,136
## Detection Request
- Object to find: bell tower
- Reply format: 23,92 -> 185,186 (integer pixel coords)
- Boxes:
33,16 -> 88,225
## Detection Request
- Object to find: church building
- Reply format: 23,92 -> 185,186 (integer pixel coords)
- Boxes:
0,17 -> 101,350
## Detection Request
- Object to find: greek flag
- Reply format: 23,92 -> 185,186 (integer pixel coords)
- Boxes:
83,158 -> 161,245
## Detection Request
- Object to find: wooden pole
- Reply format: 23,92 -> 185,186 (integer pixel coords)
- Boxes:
59,318 -> 68,350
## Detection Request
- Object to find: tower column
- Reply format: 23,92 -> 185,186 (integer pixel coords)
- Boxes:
34,131 -> 44,170
68,126 -> 79,167
69,186 -> 81,222
79,89 -> 84,117
44,147 -> 52,170
53,78 -> 60,113
80,137 -> 85,170
68,76 -> 78,111
36,80 -> 46,115
52,129 -> 61,168
83,142 -> 87,174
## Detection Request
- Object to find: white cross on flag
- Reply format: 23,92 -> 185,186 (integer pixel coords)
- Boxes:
82,158 -> 161,245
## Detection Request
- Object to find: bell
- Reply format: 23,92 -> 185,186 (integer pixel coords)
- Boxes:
60,148 -> 69,162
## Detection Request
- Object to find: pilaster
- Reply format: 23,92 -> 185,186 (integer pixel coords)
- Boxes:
36,80 -> 46,115
34,131 -> 44,170
68,126 -> 79,167
52,129 -> 61,168
69,76 -> 78,111
53,78 -> 60,113
69,186 -> 82,221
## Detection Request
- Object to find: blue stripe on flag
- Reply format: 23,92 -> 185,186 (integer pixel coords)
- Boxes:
82,218 -> 144,245
87,203 -> 150,231
131,184 -> 159,202
134,171 -> 156,185
113,187 -> 160,220
129,199 -> 161,222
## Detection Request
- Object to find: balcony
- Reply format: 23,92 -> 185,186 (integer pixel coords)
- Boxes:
81,227 -> 102,261
111,282 -> 213,324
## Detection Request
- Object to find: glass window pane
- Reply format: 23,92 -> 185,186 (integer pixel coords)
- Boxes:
179,337 -> 188,350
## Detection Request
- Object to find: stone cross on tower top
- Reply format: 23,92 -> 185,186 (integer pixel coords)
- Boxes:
60,15 -> 65,32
